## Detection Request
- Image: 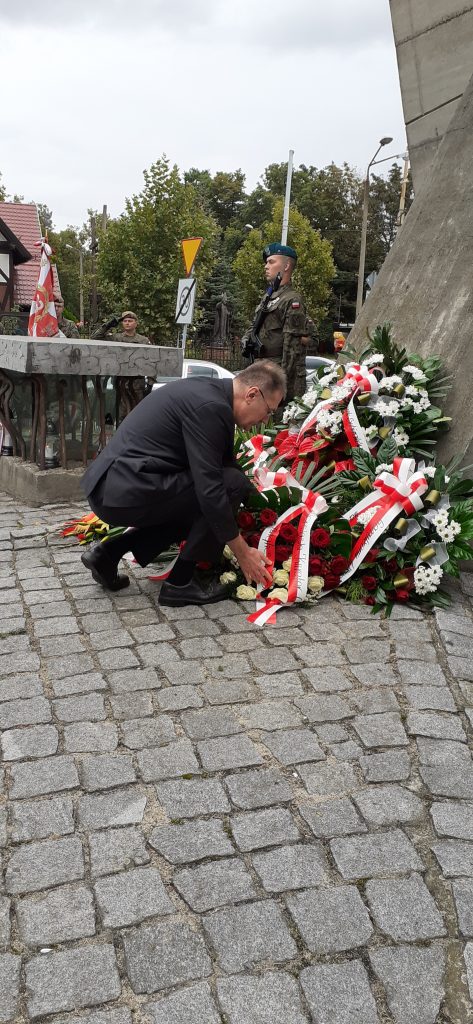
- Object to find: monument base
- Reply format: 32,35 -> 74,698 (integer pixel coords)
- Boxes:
0,457 -> 85,506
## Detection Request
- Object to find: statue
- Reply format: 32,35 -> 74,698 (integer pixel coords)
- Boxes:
212,292 -> 230,345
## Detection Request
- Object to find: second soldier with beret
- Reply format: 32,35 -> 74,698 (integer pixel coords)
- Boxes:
241,243 -> 307,407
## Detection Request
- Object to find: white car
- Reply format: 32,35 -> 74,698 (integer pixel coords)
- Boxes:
152,359 -> 234,389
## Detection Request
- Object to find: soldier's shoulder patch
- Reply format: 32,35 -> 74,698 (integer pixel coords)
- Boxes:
291,301 -> 300,309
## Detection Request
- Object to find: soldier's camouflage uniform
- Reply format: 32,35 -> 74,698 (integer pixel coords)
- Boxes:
91,324 -> 152,408
246,284 -> 307,402
57,317 -> 79,339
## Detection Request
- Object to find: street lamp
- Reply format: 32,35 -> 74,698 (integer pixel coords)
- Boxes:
355,136 -> 393,319
65,243 -> 84,326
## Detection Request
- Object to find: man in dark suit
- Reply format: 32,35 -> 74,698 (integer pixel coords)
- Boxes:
80,360 -> 285,606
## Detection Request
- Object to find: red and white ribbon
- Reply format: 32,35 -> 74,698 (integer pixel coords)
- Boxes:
331,457 -> 428,587
297,362 -> 381,452
248,468 -> 328,626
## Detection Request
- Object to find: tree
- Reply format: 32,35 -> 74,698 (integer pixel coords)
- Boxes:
232,198 -> 335,325
96,156 -> 219,341
36,203 -> 54,235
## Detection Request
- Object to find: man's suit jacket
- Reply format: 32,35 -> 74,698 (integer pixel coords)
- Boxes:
82,377 -> 242,544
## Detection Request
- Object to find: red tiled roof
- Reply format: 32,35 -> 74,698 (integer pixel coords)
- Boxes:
0,203 -> 61,306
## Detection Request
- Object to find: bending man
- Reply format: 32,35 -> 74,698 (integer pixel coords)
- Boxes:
80,361 -> 285,607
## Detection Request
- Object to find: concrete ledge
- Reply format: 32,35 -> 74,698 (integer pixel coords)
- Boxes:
0,457 -> 84,505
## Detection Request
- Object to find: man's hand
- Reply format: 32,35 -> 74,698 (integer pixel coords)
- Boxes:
228,534 -> 273,587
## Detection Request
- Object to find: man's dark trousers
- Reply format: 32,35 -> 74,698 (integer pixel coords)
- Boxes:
89,466 -> 250,567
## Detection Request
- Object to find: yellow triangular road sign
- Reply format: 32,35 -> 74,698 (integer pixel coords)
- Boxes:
181,237 -> 203,276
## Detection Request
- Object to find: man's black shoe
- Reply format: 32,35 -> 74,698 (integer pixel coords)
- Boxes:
81,543 -> 130,591
159,577 -> 228,607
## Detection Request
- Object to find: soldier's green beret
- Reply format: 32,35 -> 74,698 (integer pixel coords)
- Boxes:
262,242 -> 298,262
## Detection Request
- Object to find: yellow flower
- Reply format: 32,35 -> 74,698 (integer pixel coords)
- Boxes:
220,571 -> 237,585
236,585 -> 257,600
282,558 -> 292,571
268,587 -> 288,603
307,575 -> 325,595
273,569 -> 289,586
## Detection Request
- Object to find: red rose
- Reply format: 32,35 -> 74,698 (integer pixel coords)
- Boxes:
310,528 -> 331,549
247,533 -> 261,548
364,548 -> 380,564
309,556 -> 326,575
330,555 -> 350,574
361,575 -> 377,592
237,510 -> 256,529
324,572 -> 341,589
386,558 -> 399,573
396,589 -> 410,601
280,523 -> 298,543
259,508 -> 278,526
364,596 -> 376,606
275,544 -> 291,562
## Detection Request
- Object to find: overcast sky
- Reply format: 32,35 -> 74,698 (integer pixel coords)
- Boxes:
1,1 -> 405,231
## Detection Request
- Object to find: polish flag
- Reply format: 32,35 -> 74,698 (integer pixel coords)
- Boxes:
28,239 -> 59,337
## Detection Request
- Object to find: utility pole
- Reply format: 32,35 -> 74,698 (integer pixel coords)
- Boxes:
90,214 -> 98,326
281,150 -> 294,245
101,205 -> 108,233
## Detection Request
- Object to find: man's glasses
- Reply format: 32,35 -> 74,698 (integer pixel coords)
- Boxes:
257,387 -> 278,417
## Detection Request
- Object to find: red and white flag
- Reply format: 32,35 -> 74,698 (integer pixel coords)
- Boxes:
28,239 -> 59,337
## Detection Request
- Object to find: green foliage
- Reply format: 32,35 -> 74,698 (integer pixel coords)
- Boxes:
232,198 -> 335,325
96,156 -> 220,341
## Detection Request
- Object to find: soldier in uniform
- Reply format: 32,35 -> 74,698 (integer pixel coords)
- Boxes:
92,310 -> 151,345
242,243 -> 307,404
53,295 -> 79,339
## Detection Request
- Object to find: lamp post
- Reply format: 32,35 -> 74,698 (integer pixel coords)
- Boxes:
355,136 -> 393,320
65,244 -> 84,326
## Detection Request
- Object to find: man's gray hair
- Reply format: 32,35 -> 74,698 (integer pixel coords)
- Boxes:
237,360 -> 287,398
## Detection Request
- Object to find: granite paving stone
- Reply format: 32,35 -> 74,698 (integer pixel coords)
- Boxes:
451,878 -> 473,935
203,899 -> 297,972
0,897 -> 11,947
173,857 -> 257,911
94,866 -> 174,926
359,750 -> 411,782
353,784 -> 424,826
120,716 -> 176,748
465,942 -> 473,1001
79,787 -> 147,830
225,767 -> 292,808
197,734 -> 263,771
300,962 -> 379,1024
230,807 -> 300,850
9,754 -> 79,798
146,982 -> 221,1024
417,737 -> 471,766
51,671 -> 108,697
349,690 -> 399,715
16,884 -> 96,945
352,712 -> 408,747
53,692 -> 106,722
331,829 -> 423,879
89,826 -> 150,877
51,1011 -> 132,1024
420,763 -> 473,798
97,648 -> 140,671
431,839 -> 473,876
286,885 -> 373,953
64,721 -> 119,752
148,819 -> 234,863
137,739 -> 200,781
252,841 -> 329,891
5,836 -> 84,894
181,705 -> 243,739
123,918 -> 211,993
78,753 -> 137,791
365,874 -> 446,940
301,797 -> 367,838
45,653 -> 95,678
403,684 -> 457,712
108,667 -> 162,693
216,973 -> 308,1024
1,723 -> 58,760
260,727 -> 325,765
0,673 -> 43,702
255,671 -> 304,697
156,685 -> 203,710
25,945 -> 121,1018
155,777 -> 230,818
0,695 -> 51,729
110,692 -> 154,718
430,801 -> 473,839
10,795 -> 74,841
296,760 -> 359,796
369,946 -> 446,1024
0,954 -> 20,1023
407,711 -> 466,742
302,666 -> 353,692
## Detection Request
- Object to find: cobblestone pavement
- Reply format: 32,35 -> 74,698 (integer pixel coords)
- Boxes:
0,489 -> 473,1024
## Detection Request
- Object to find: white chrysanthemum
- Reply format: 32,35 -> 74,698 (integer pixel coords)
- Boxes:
404,384 -> 420,396
414,564 -> 443,595
375,463 -> 393,473
220,571 -> 237,585
377,400 -> 399,417
282,557 -> 292,571
432,511 -> 449,528
419,396 -> 431,410
363,353 -> 384,367
404,364 -> 427,382
423,466 -> 436,478
301,391 -> 319,408
380,375 -> 403,388
331,496 -> 340,504
364,424 -> 379,440
357,506 -> 379,526
393,428 -> 409,446
436,519 -> 461,544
